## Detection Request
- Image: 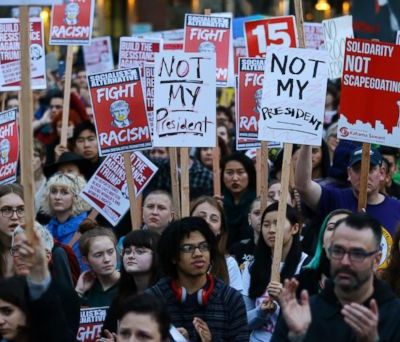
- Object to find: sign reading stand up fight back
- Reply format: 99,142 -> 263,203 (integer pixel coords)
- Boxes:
0,109 -> 19,185
258,46 -> 329,145
50,0 -> 95,45
0,18 -> 46,91
338,38 -> 400,148
88,68 -> 152,156
153,51 -> 216,147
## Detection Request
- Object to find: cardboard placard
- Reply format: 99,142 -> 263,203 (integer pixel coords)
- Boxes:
144,63 -> 154,133
88,68 -> 152,156
233,37 -> 247,75
338,38 -> 400,148
76,306 -> 107,342
304,22 -> 325,50
244,16 -> 297,58
322,15 -> 354,79
80,152 -> 158,226
258,46 -> 328,145
184,14 -> 232,87
0,18 -> 46,91
0,109 -> 18,185
83,36 -> 114,74
50,0 -> 95,45
153,51 -> 216,147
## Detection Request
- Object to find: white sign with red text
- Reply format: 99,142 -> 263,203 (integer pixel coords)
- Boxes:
304,22 -> 325,50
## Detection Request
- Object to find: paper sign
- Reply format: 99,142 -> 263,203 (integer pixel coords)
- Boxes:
0,109 -> 18,185
304,22 -> 325,50
244,16 -> 297,58
76,306 -> 107,342
1,0 -> 62,4
50,0 -> 95,45
88,68 -> 152,156
184,14 -> 232,87
163,41 -> 184,50
258,46 -> 329,145
338,38 -> 400,148
233,37 -> 247,75
153,51 -> 216,147
80,152 -> 158,226
144,63 -> 154,133
322,15 -> 354,79
396,31 -> 400,45
83,36 -> 114,74
0,18 -> 46,91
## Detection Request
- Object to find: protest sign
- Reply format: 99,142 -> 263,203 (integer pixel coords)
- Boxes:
304,22 -> 325,50
338,38 -> 400,148
153,51 -> 216,147
233,37 -> 247,75
80,152 -> 158,226
118,37 -> 161,72
83,36 -> 114,74
88,68 -> 152,156
184,14 -> 232,87
0,18 -> 46,91
76,306 -> 107,342
50,0 -> 95,45
244,16 -> 297,58
144,63 -> 154,133
322,15 -> 354,79
163,41 -> 184,50
396,31 -> 400,45
258,46 -> 329,145
1,0 -> 62,4
0,109 -> 18,185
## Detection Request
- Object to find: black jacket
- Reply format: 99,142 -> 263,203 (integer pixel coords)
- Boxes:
272,278 -> 400,341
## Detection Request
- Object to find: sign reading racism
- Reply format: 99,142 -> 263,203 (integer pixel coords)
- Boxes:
258,46 -> 329,145
338,38 -> 400,148
83,36 -> 114,74
244,16 -> 297,58
184,14 -> 232,87
80,152 -> 158,226
154,51 -> 216,147
0,18 -> 46,91
88,68 -> 152,156
50,0 -> 95,45
0,109 -> 18,185
76,307 -> 107,342
304,22 -> 325,50
322,15 -> 354,79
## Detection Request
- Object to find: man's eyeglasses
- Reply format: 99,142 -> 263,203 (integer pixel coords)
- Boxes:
179,242 -> 210,254
328,246 -> 378,263
0,206 -> 25,218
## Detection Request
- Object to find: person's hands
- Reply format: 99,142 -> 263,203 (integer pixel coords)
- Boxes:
40,108 -> 53,125
96,329 -> 117,342
193,317 -> 212,342
267,281 -> 283,301
260,298 -> 278,313
176,327 -> 189,340
54,144 -> 68,161
341,299 -> 379,342
280,278 -> 311,336
75,270 -> 96,296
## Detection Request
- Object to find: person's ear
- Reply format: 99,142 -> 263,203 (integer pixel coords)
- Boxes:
290,223 -> 300,235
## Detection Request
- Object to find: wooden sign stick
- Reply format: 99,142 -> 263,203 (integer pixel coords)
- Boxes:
259,141 -> 269,213
19,6 -> 35,240
180,147 -> 190,217
60,45 -> 74,147
169,147 -> 181,219
87,208 -> 99,221
357,143 -> 371,211
123,152 -> 141,230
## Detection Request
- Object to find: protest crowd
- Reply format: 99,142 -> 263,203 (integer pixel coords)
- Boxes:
1,0 -> 400,341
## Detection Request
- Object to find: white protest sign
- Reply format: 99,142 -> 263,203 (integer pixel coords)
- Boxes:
304,22 -> 325,50
322,15 -> 354,79
396,31 -> 400,45
0,1 -> 62,4
80,152 -> 158,226
258,46 -> 329,145
153,51 -> 216,147
83,36 -> 114,74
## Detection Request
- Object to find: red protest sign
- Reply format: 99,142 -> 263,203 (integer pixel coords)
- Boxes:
338,38 -> 400,148
76,306 -> 107,342
0,109 -> 19,185
184,14 -> 232,87
50,0 -> 95,45
163,41 -> 184,50
88,68 -> 152,156
244,16 -> 297,57
0,18 -> 46,91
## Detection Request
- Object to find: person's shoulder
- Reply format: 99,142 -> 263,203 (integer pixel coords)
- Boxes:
146,277 -> 171,295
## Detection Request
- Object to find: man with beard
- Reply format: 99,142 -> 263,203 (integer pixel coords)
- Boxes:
272,212 -> 400,341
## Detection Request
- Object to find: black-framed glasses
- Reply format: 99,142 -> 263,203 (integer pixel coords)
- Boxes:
179,242 -> 210,254
328,246 -> 378,263
0,206 -> 25,218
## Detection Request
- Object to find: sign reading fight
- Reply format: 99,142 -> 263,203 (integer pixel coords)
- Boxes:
304,22 -> 325,50
50,0 -> 95,45
338,39 -> 400,148
83,36 -> 114,74
258,46 -> 329,145
154,51 -> 216,147
0,18 -> 46,91
88,68 -> 152,156
80,152 -> 158,226
244,16 -> 297,58
322,15 -> 354,79
76,306 -> 107,342
184,14 -> 232,87
238,57 -> 265,139
0,109 -> 19,185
